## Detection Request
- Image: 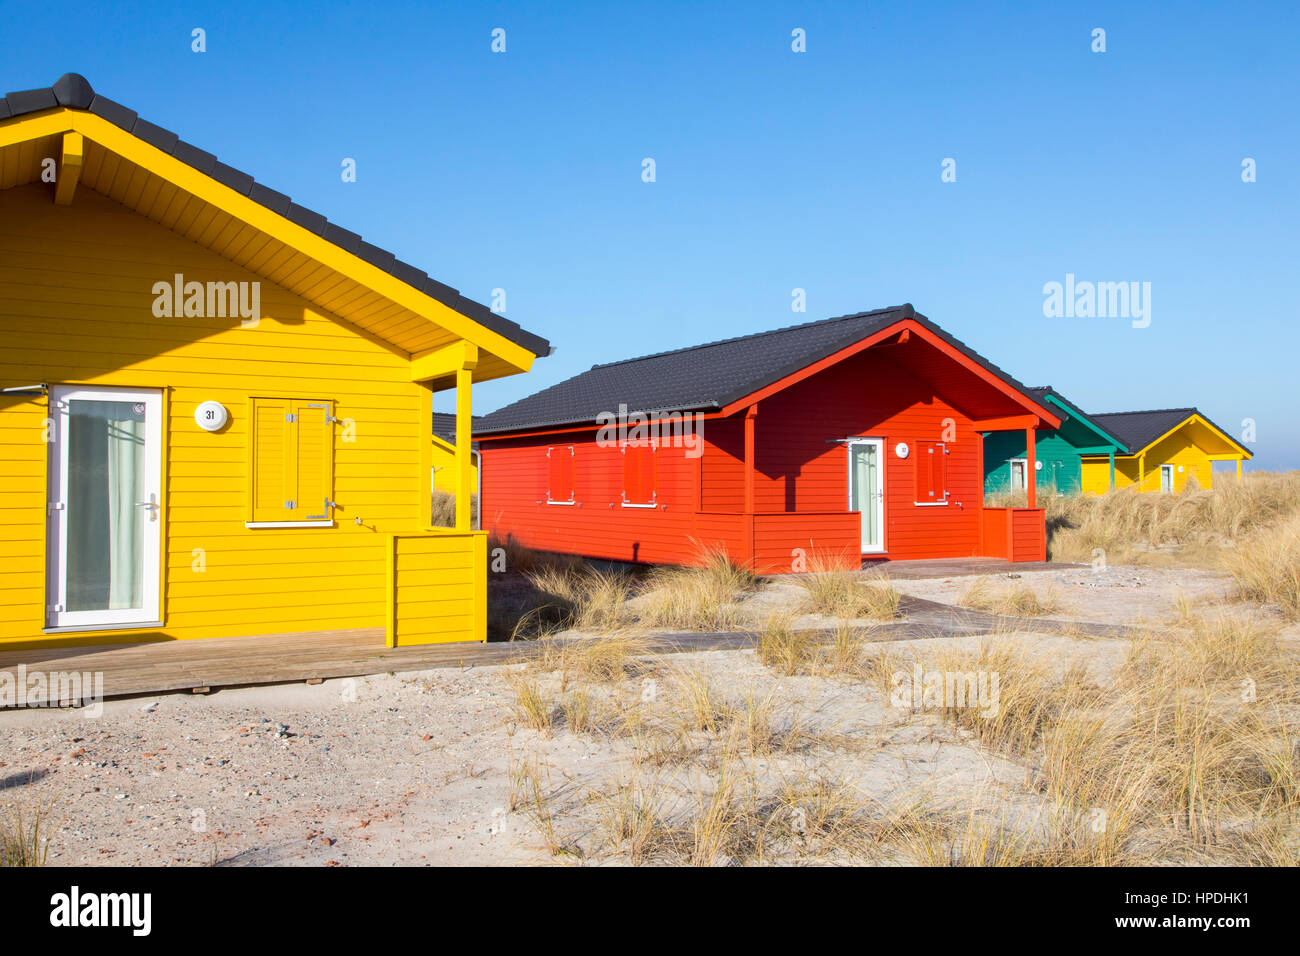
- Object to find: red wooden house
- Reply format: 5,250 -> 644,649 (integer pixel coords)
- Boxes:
475,305 -> 1060,573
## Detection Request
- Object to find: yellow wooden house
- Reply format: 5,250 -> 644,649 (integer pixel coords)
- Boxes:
1080,407 -> 1251,494
0,74 -> 549,650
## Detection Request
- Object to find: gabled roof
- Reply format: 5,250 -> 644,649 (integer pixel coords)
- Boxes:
1024,386 -> 1130,453
1089,408 -> 1251,457
0,74 -> 550,373
477,304 -> 1056,435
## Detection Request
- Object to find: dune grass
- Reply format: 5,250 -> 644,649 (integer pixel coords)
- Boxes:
960,577 -> 1061,617
796,554 -> 901,621
1044,470 -> 1300,567
1223,511 -> 1300,619
1,803 -> 53,867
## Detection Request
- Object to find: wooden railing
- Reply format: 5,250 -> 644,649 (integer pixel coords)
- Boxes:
386,531 -> 487,646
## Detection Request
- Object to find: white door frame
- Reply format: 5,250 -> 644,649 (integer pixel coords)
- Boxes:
46,385 -> 163,630
846,438 -> 886,554
1159,463 -> 1174,494
1008,457 -> 1028,492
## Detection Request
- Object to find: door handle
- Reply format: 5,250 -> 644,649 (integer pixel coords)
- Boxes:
135,493 -> 160,520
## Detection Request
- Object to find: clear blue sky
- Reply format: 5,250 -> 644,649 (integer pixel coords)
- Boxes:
5,1 -> 1296,469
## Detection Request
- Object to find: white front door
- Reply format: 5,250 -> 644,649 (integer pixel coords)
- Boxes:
1160,464 -> 1174,494
46,386 -> 163,629
1009,459 -> 1028,492
847,439 -> 885,553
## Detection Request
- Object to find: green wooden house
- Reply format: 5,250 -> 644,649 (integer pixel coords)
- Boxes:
983,386 -> 1129,496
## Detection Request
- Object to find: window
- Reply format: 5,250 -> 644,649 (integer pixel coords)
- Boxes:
248,397 -> 334,525
914,440 -> 948,505
622,442 -> 657,507
546,445 -> 575,504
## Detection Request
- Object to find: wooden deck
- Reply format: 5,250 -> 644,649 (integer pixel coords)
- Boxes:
0,593 -> 1131,703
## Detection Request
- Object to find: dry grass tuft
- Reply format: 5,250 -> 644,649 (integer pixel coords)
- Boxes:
521,565 -> 632,636
675,669 -> 730,734
797,558 -> 901,621
507,671 -> 555,735
756,613 -> 815,676
635,544 -> 757,632
593,777 -> 676,864
960,577 -> 1060,617
1,803 -> 52,867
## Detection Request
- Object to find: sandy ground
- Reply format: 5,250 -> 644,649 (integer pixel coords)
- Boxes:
881,565 -> 1238,627
0,563 -> 1279,866
740,564 -> 1242,631
1,635 -> 1125,866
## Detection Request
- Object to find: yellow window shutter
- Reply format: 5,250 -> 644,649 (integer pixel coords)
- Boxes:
293,401 -> 334,520
248,398 -> 334,523
249,398 -> 292,522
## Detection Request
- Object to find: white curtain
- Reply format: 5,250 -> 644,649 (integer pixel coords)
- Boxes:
67,401 -> 146,611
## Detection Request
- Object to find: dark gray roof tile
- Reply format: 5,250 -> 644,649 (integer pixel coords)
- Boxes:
322,223 -> 362,253
389,260 -> 427,288
51,72 -> 94,109
129,117 -> 178,153
248,182 -> 292,216
210,161 -> 253,195
357,242 -> 396,272
284,203 -> 328,234
5,87 -> 58,115
172,141 -> 217,176
87,94 -> 136,129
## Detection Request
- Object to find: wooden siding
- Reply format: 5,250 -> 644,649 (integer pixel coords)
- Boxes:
387,532 -> 486,645
0,184 -> 432,646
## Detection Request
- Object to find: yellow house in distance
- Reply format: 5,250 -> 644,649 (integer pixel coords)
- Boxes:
0,74 -> 549,650
1080,408 -> 1252,494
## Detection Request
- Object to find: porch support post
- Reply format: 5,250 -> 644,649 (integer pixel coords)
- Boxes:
743,404 -> 757,568
1025,425 -> 1037,509
455,363 -> 476,531
743,404 -> 757,514
1236,457 -> 1243,482
1108,449 -> 1115,490
1139,453 -> 1145,490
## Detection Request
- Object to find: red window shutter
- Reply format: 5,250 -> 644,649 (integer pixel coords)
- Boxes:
622,443 -> 656,505
915,441 -> 947,503
547,446 -> 575,502
932,442 -> 947,501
